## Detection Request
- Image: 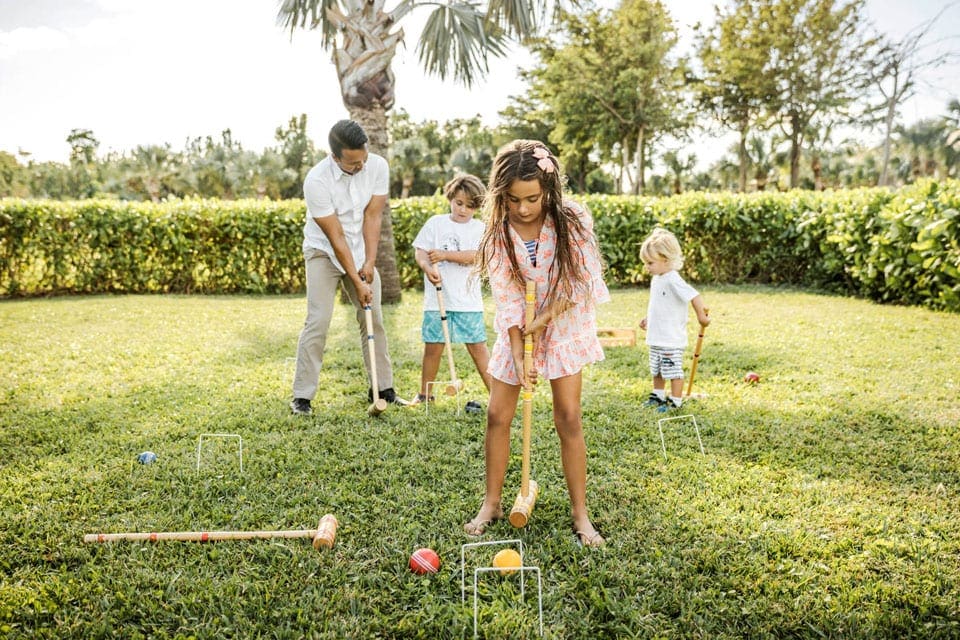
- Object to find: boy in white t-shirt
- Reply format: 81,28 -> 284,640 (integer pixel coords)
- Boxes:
410,175 -> 492,410
639,228 -> 711,412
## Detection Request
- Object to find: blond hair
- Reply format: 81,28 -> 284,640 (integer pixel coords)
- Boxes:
640,228 -> 684,271
443,174 -> 486,209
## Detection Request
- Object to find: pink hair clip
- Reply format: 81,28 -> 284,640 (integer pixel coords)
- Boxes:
532,146 -> 555,173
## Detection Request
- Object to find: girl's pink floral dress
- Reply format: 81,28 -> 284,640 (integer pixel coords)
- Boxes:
487,200 -> 610,384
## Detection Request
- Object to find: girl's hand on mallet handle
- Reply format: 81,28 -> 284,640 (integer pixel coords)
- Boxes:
524,314 -> 548,338
515,356 -> 538,389
523,298 -> 570,338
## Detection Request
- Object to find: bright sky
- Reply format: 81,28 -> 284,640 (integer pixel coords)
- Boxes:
1,0 -> 957,167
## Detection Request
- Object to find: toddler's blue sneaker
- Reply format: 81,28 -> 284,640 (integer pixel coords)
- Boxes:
643,392 -> 665,409
656,400 -> 681,413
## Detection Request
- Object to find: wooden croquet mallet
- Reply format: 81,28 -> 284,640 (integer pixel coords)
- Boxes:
509,280 -> 540,528
685,307 -> 710,398
83,513 -> 340,550
364,304 -> 388,416
435,283 -> 464,396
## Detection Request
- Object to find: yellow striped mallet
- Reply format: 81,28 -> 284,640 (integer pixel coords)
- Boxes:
83,513 -> 339,550
685,307 -> 710,399
509,280 -> 540,528
364,304 -> 388,416
435,282 -> 464,396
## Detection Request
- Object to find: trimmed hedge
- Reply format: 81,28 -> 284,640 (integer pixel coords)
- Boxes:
0,199 -> 305,295
2,180 -> 958,310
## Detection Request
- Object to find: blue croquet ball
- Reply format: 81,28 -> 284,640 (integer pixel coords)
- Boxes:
137,451 -> 157,464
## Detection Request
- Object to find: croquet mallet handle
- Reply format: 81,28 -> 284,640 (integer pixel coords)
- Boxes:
364,305 -> 388,415
509,280 -> 539,528
83,513 -> 339,552
685,307 -> 709,397
435,284 -> 463,395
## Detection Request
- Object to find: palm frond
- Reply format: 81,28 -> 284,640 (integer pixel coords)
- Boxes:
486,0 -> 578,40
416,3 -> 508,87
486,0 -> 538,39
276,0 -> 340,48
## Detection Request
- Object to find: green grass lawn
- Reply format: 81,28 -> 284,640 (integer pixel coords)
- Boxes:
1,287 -> 959,639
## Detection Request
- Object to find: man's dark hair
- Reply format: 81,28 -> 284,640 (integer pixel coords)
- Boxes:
329,120 -> 368,158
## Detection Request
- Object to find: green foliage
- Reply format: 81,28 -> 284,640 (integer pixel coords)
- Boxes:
0,199 -> 305,296
525,0 -> 686,193
1,289 -> 959,638
3,180 -> 959,311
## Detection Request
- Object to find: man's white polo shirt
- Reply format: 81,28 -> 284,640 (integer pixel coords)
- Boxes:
301,152 -> 389,274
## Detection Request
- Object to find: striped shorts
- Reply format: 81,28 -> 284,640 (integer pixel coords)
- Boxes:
422,311 -> 487,344
648,345 -> 684,379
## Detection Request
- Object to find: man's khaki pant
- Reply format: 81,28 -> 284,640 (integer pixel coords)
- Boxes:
292,247 -> 393,401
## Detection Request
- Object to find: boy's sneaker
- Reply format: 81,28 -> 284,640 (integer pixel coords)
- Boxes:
465,400 -> 484,414
643,392 -> 666,409
656,399 -> 682,413
290,398 -> 312,415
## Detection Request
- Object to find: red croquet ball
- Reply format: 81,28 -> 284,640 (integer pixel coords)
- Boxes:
744,371 -> 760,383
409,548 -> 440,575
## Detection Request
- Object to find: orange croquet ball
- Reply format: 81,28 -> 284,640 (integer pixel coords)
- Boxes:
492,548 -> 522,575
409,548 -> 440,575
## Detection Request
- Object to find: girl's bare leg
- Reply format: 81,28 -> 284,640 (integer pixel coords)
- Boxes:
551,373 -> 604,545
465,342 -> 493,391
465,377 -> 519,533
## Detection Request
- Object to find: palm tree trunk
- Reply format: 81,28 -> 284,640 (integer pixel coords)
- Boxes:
349,104 -> 402,303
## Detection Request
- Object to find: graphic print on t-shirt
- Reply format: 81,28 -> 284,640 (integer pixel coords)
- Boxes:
440,233 -> 462,253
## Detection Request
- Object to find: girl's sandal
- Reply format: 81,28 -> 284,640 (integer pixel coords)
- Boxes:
575,530 -> 605,548
463,507 -> 503,536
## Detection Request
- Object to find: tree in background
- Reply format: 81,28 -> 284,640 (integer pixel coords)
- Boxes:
695,0 -> 776,192
745,135 -> 778,191
524,0 -> 686,193
277,0 -> 570,302
66,128 -> 100,199
442,116 -> 497,179
865,6 -> 958,186
274,114 -> 323,199
0,151 -> 28,198
497,91 -> 554,144
387,111 -> 497,196
762,0 -> 872,188
183,130 -> 249,200
116,145 -> 185,202
661,149 -> 697,194
391,136 -> 438,197
894,118 -> 950,182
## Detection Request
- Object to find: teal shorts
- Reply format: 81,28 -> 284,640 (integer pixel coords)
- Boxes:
422,311 -> 487,344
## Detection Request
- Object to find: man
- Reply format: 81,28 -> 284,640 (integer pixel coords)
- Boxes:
290,119 -> 406,415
